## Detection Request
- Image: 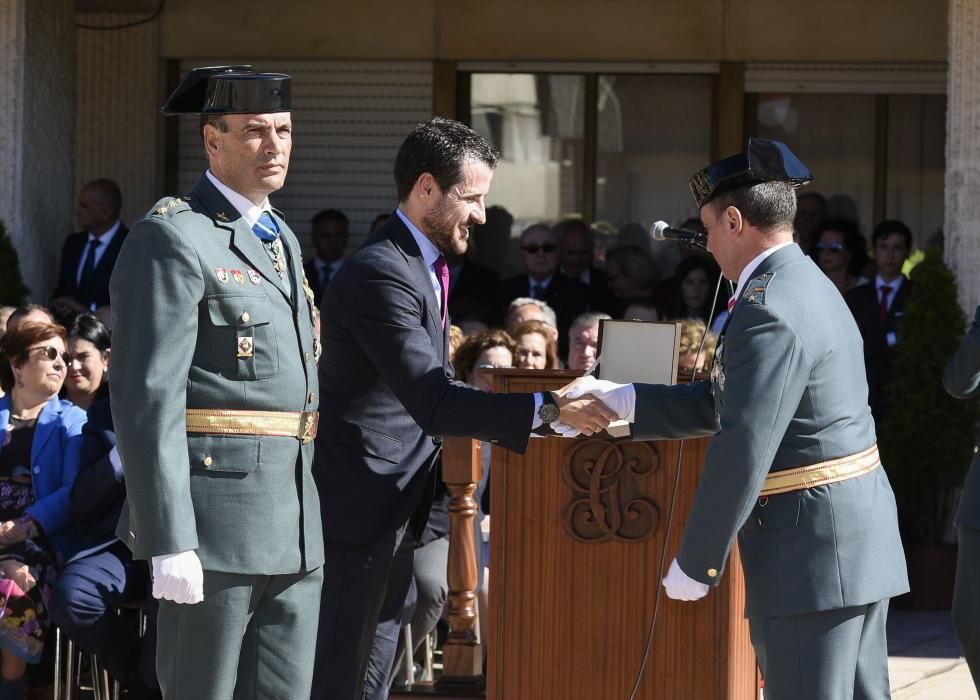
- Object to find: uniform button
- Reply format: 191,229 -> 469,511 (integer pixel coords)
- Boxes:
129,530 -> 136,540
240,311 -> 250,323
974,445 -> 978,455
308,392 -> 316,404
304,352 -> 311,362
707,568 -> 718,577
202,455 -> 213,467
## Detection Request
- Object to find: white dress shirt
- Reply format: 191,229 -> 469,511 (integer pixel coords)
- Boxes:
206,170 -> 273,227
75,219 -> 122,288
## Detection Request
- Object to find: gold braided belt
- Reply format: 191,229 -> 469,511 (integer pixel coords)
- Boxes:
186,409 -> 319,444
760,445 -> 880,497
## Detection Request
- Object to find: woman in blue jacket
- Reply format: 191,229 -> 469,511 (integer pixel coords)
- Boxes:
0,321 -> 85,700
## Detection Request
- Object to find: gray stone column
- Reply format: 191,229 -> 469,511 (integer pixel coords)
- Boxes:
947,0 -> 980,314
0,0 -> 75,303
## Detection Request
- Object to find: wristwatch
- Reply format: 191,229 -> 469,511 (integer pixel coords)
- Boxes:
538,391 -> 561,423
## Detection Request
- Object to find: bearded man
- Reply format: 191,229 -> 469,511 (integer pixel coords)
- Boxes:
311,117 -> 613,700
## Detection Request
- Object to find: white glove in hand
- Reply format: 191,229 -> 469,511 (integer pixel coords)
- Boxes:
151,550 -> 204,604
564,376 -> 636,423
550,421 -> 581,438
662,558 -> 709,602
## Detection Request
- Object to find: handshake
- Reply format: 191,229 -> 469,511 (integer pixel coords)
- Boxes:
548,376 -> 636,437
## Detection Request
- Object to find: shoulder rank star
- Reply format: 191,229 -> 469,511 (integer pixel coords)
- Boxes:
216,211 -> 230,222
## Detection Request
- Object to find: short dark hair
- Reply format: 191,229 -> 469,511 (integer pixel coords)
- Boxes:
199,113 -> 228,143
872,219 -> 913,250
7,304 -> 55,329
0,322 -> 67,392
393,118 -> 499,202
811,217 -> 870,276
69,313 -> 111,354
86,179 -> 123,219
553,218 -> 593,242
710,181 -> 797,233
311,209 -> 349,230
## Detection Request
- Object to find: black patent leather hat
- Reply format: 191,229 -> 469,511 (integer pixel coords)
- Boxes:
162,65 -> 291,115
689,138 -> 813,209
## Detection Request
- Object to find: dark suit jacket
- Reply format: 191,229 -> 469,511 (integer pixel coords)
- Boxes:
69,396 -> 126,553
944,305 -> 980,530
496,272 -> 590,356
317,214 -> 534,545
54,226 -> 129,308
845,278 -> 913,428
448,259 -> 499,319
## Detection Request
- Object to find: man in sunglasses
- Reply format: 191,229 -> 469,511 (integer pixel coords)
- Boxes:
109,66 -> 322,700
497,223 -> 589,358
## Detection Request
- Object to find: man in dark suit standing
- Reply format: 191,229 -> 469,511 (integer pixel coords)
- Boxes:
845,220 -> 913,430
312,117 -> 613,700
496,223 -> 589,357
304,208 -> 349,305
555,218 -> 616,315
52,179 -> 128,320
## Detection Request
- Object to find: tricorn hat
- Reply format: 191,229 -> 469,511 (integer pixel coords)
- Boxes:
689,138 -> 813,209
161,65 -> 292,116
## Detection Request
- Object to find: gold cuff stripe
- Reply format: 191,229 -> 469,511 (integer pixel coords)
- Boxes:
760,445 -> 880,497
186,409 -> 318,443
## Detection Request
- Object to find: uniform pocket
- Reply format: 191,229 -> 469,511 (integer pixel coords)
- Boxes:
746,491 -> 802,530
187,434 -> 260,474
203,294 -> 280,380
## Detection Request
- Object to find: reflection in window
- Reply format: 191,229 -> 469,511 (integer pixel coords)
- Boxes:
595,75 -> 712,233
470,74 -> 584,226
887,94 -> 945,246
755,93 -> 876,236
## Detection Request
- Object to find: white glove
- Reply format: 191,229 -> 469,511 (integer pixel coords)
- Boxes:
662,558 -> 709,601
151,550 -> 204,604
550,421 -> 581,438
564,376 -> 636,423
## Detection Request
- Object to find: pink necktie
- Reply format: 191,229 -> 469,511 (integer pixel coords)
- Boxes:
433,255 -> 449,328
727,295 -> 737,313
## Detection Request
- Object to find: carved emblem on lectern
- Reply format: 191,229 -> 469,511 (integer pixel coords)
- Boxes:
562,439 -> 660,543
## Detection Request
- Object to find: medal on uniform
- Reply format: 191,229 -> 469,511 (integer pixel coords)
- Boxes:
231,269 -> 245,285
248,270 -> 262,285
214,268 -> 229,284
711,341 -> 726,391
313,337 -> 322,363
269,239 -> 287,281
237,335 -> 254,358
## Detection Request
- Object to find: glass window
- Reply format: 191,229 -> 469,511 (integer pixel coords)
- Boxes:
886,94 -> 945,247
754,93 -> 877,237
594,74 -> 713,232
470,73 -> 585,226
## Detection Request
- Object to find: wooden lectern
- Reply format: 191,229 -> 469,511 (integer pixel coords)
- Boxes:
474,369 -> 758,700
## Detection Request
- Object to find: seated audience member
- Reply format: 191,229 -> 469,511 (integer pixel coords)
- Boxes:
555,219 -> 615,314
622,302 -> 660,322
447,250 -> 499,323
391,331 -> 511,688
52,179 -> 128,322
0,322 -> 86,699
449,325 -> 465,359
669,254 -> 722,324
305,208 -> 350,305
468,205 -> 514,277
510,320 -> 559,370
794,190 -> 828,252
62,314 -> 110,410
6,306 -> 54,332
497,224 -> 589,357
49,314 -> 159,698
504,298 -> 559,343
845,219 -> 914,430
809,217 -> 870,295
567,312 -> 612,372
677,320 -> 717,376
449,300 -> 494,338
369,213 -> 390,235
604,245 -> 662,318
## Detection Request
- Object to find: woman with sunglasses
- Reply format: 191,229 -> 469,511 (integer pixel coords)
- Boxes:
810,218 -> 870,295
0,322 -> 86,699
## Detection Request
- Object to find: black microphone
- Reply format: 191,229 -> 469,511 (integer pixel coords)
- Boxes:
650,220 -> 708,249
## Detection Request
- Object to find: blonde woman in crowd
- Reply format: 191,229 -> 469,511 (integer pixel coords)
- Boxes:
677,319 -> 717,376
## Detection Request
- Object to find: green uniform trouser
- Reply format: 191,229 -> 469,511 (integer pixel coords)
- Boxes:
156,567 -> 323,700
954,525 -> 980,691
750,599 -> 891,700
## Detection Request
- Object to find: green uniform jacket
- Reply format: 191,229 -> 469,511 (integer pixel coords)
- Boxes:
633,244 -> 909,618
945,304 -> 980,530
109,173 -> 323,575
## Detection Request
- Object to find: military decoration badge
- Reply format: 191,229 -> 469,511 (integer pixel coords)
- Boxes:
231,269 -> 245,285
711,341 -> 725,392
214,267 -> 229,284
237,335 -> 254,358
247,269 -> 262,285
